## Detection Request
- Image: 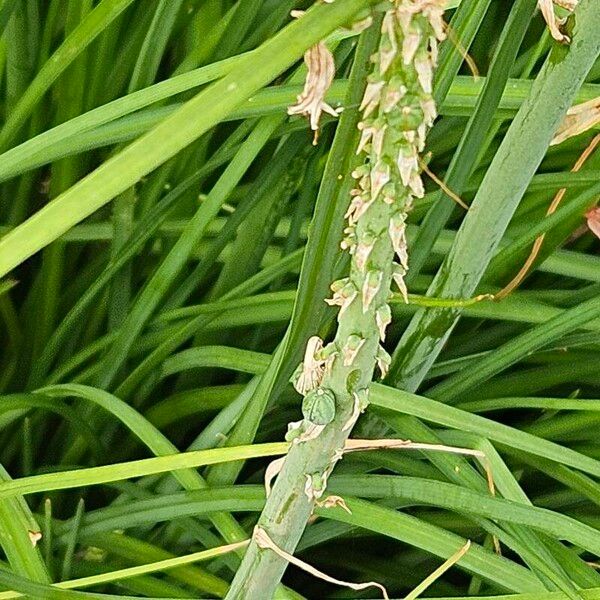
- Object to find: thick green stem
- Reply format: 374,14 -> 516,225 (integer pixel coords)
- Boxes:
226,3 -> 445,597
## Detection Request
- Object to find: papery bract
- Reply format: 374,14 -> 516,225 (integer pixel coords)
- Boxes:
586,206 -> 600,239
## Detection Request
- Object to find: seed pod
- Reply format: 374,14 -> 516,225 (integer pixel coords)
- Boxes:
302,388 -> 336,426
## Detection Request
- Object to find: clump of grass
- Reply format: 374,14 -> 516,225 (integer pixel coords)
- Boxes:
0,1 -> 599,599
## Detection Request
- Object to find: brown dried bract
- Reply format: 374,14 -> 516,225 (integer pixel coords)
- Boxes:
288,42 -> 340,143
586,206 -> 600,239
538,0 -> 577,43
551,97 -> 600,145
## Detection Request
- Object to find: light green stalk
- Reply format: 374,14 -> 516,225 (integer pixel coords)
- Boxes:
225,3 -> 446,598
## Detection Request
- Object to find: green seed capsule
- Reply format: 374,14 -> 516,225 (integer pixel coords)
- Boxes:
302,388 -> 336,426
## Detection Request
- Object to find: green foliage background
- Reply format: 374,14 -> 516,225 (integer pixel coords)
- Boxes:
0,0 -> 599,598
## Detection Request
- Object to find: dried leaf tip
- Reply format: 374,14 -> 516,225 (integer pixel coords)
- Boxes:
288,42 -> 341,144
538,0 -> 577,43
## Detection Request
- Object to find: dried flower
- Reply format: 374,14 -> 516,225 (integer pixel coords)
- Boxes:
389,213 -> 409,268
345,191 -> 373,225
342,334 -> 366,367
354,236 -> 376,273
356,121 -> 375,155
360,81 -> 385,117
402,31 -> 421,65
397,148 -> 419,187
326,278 -> 358,317
362,270 -> 383,312
409,171 -> 425,198
288,42 -> 341,143
370,160 -> 391,201
342,389 -> 369,431
375,345 -> 392,379
420,97 -> 437,126
586,206 -> 600,239
392,262 -> 409,303
375,304 -> 392,341
538,0 -> 577,43
415,54 -> 434,94
293,336 -> 326,395
551,97 -> 600,145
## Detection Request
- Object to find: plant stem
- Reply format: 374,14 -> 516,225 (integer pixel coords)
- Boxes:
225,3 -> 446,597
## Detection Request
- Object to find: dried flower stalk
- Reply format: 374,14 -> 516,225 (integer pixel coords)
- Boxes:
225,4 -> 446,598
